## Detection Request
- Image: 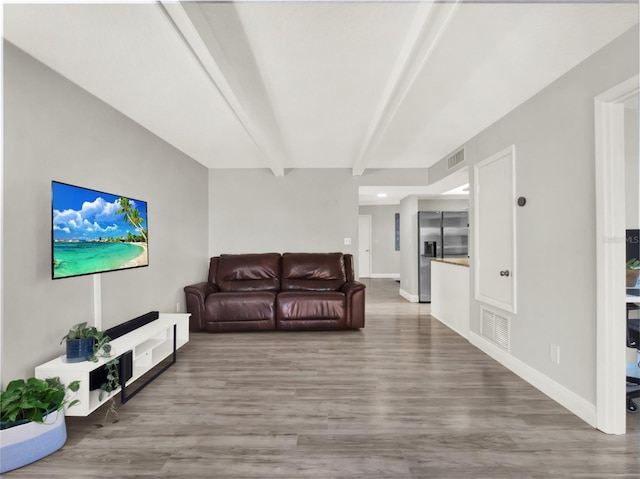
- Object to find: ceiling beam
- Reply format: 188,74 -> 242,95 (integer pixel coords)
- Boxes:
351,0 -> 461,176
160,2 -> 285,176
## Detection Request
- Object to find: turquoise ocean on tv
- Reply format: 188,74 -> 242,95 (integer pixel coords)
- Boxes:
53,242 -> 145,278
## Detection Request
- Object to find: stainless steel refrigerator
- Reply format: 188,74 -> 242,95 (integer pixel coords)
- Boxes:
418,210 -> 469,302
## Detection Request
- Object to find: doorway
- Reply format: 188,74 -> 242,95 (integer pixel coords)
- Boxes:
358,215 -> 372,278
594,74 -> 639,435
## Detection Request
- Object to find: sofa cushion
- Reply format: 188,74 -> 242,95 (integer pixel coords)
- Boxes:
205,291 -> 277,322
277,291 -> 346,321
216,253 -> 281,292
281,253 -> 346,292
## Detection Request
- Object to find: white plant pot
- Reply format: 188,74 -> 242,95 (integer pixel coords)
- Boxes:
0,408 -> 67,474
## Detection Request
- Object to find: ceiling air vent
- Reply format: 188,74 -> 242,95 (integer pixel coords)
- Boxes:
481,307 -> 510,351
447,149 -> 465,170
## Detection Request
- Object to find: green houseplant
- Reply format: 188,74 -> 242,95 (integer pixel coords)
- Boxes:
627,258 -> 640,287
60,321 -> 111,362
60,323 -> 121,424
0,377 -> 80,473
0,377 -> 80,429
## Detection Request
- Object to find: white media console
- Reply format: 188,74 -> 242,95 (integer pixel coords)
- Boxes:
35,313 -> 189,417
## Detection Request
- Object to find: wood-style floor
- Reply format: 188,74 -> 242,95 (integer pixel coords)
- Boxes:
5,279 -> 639,478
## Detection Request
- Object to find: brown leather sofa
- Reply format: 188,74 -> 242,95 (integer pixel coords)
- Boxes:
184,252 -> 366,332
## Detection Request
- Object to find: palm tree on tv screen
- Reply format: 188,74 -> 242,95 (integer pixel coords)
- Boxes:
116,197 -> 147,243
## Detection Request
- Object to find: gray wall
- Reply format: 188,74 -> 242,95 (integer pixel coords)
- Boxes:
2,42 -> 209,384
208,168 -> 428,261
399,195 -> 419,299
358,205 -> 401,276
209,169 -> 359,255
427,158 -> 468,189
427,25 -> 639,404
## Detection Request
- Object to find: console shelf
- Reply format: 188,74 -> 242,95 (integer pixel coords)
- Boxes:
35,313 -> 189,417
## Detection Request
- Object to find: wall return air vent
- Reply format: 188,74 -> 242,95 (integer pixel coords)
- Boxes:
447,148 -> 465,170
481,307 -> 510,351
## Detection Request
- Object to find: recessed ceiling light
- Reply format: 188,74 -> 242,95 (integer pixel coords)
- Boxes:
442,183 -> 469,195
377,193 -> 388,198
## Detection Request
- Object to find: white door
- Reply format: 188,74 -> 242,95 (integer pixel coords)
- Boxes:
358,215 -> 372,278
474,146 -> 516,313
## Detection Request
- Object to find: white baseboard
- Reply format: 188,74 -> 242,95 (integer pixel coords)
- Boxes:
369,273 -> 400,279
399,288 -> 419,303
431,313 -> 469,340
469,331 -> 597,428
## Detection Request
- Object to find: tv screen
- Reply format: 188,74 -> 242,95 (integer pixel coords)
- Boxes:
52,181 -> 148,279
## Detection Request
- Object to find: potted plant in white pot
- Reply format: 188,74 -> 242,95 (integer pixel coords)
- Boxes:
0,376 -> 79,473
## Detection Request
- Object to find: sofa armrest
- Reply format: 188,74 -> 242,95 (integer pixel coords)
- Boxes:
184,282 -> 217,332
341,281 -> 366,296
342,281 -> 366,328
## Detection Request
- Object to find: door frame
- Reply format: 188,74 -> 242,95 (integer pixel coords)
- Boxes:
473,145 -> 517,314
358,215 -> 372,279
594,74 -> 639,435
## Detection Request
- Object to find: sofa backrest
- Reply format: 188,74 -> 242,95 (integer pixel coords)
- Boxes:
214,253 -> 281,292
343,254 -> 355,282
281,253 -> 346,292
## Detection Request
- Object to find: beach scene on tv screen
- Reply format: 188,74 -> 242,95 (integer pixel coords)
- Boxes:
52,182 -> 148,279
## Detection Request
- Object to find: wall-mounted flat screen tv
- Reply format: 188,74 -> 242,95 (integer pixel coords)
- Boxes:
52,181 -> 148,279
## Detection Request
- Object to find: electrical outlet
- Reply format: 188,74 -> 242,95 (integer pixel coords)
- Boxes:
550,344 -> 560,364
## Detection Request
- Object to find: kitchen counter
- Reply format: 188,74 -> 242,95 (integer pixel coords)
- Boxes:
432,257 -> 469,267
431,258 -> 470,339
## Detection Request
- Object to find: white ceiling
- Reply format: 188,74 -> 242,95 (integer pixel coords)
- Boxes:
360,166 -> 470,205
3,1 -> 638,183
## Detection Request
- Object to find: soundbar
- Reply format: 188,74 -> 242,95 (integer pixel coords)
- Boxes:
104,311 -> 159,340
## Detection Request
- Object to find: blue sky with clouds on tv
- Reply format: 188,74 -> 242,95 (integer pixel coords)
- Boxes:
52,183 -> 147,241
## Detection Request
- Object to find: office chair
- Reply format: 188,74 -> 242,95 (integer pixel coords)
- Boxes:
626,304 -> 640,413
